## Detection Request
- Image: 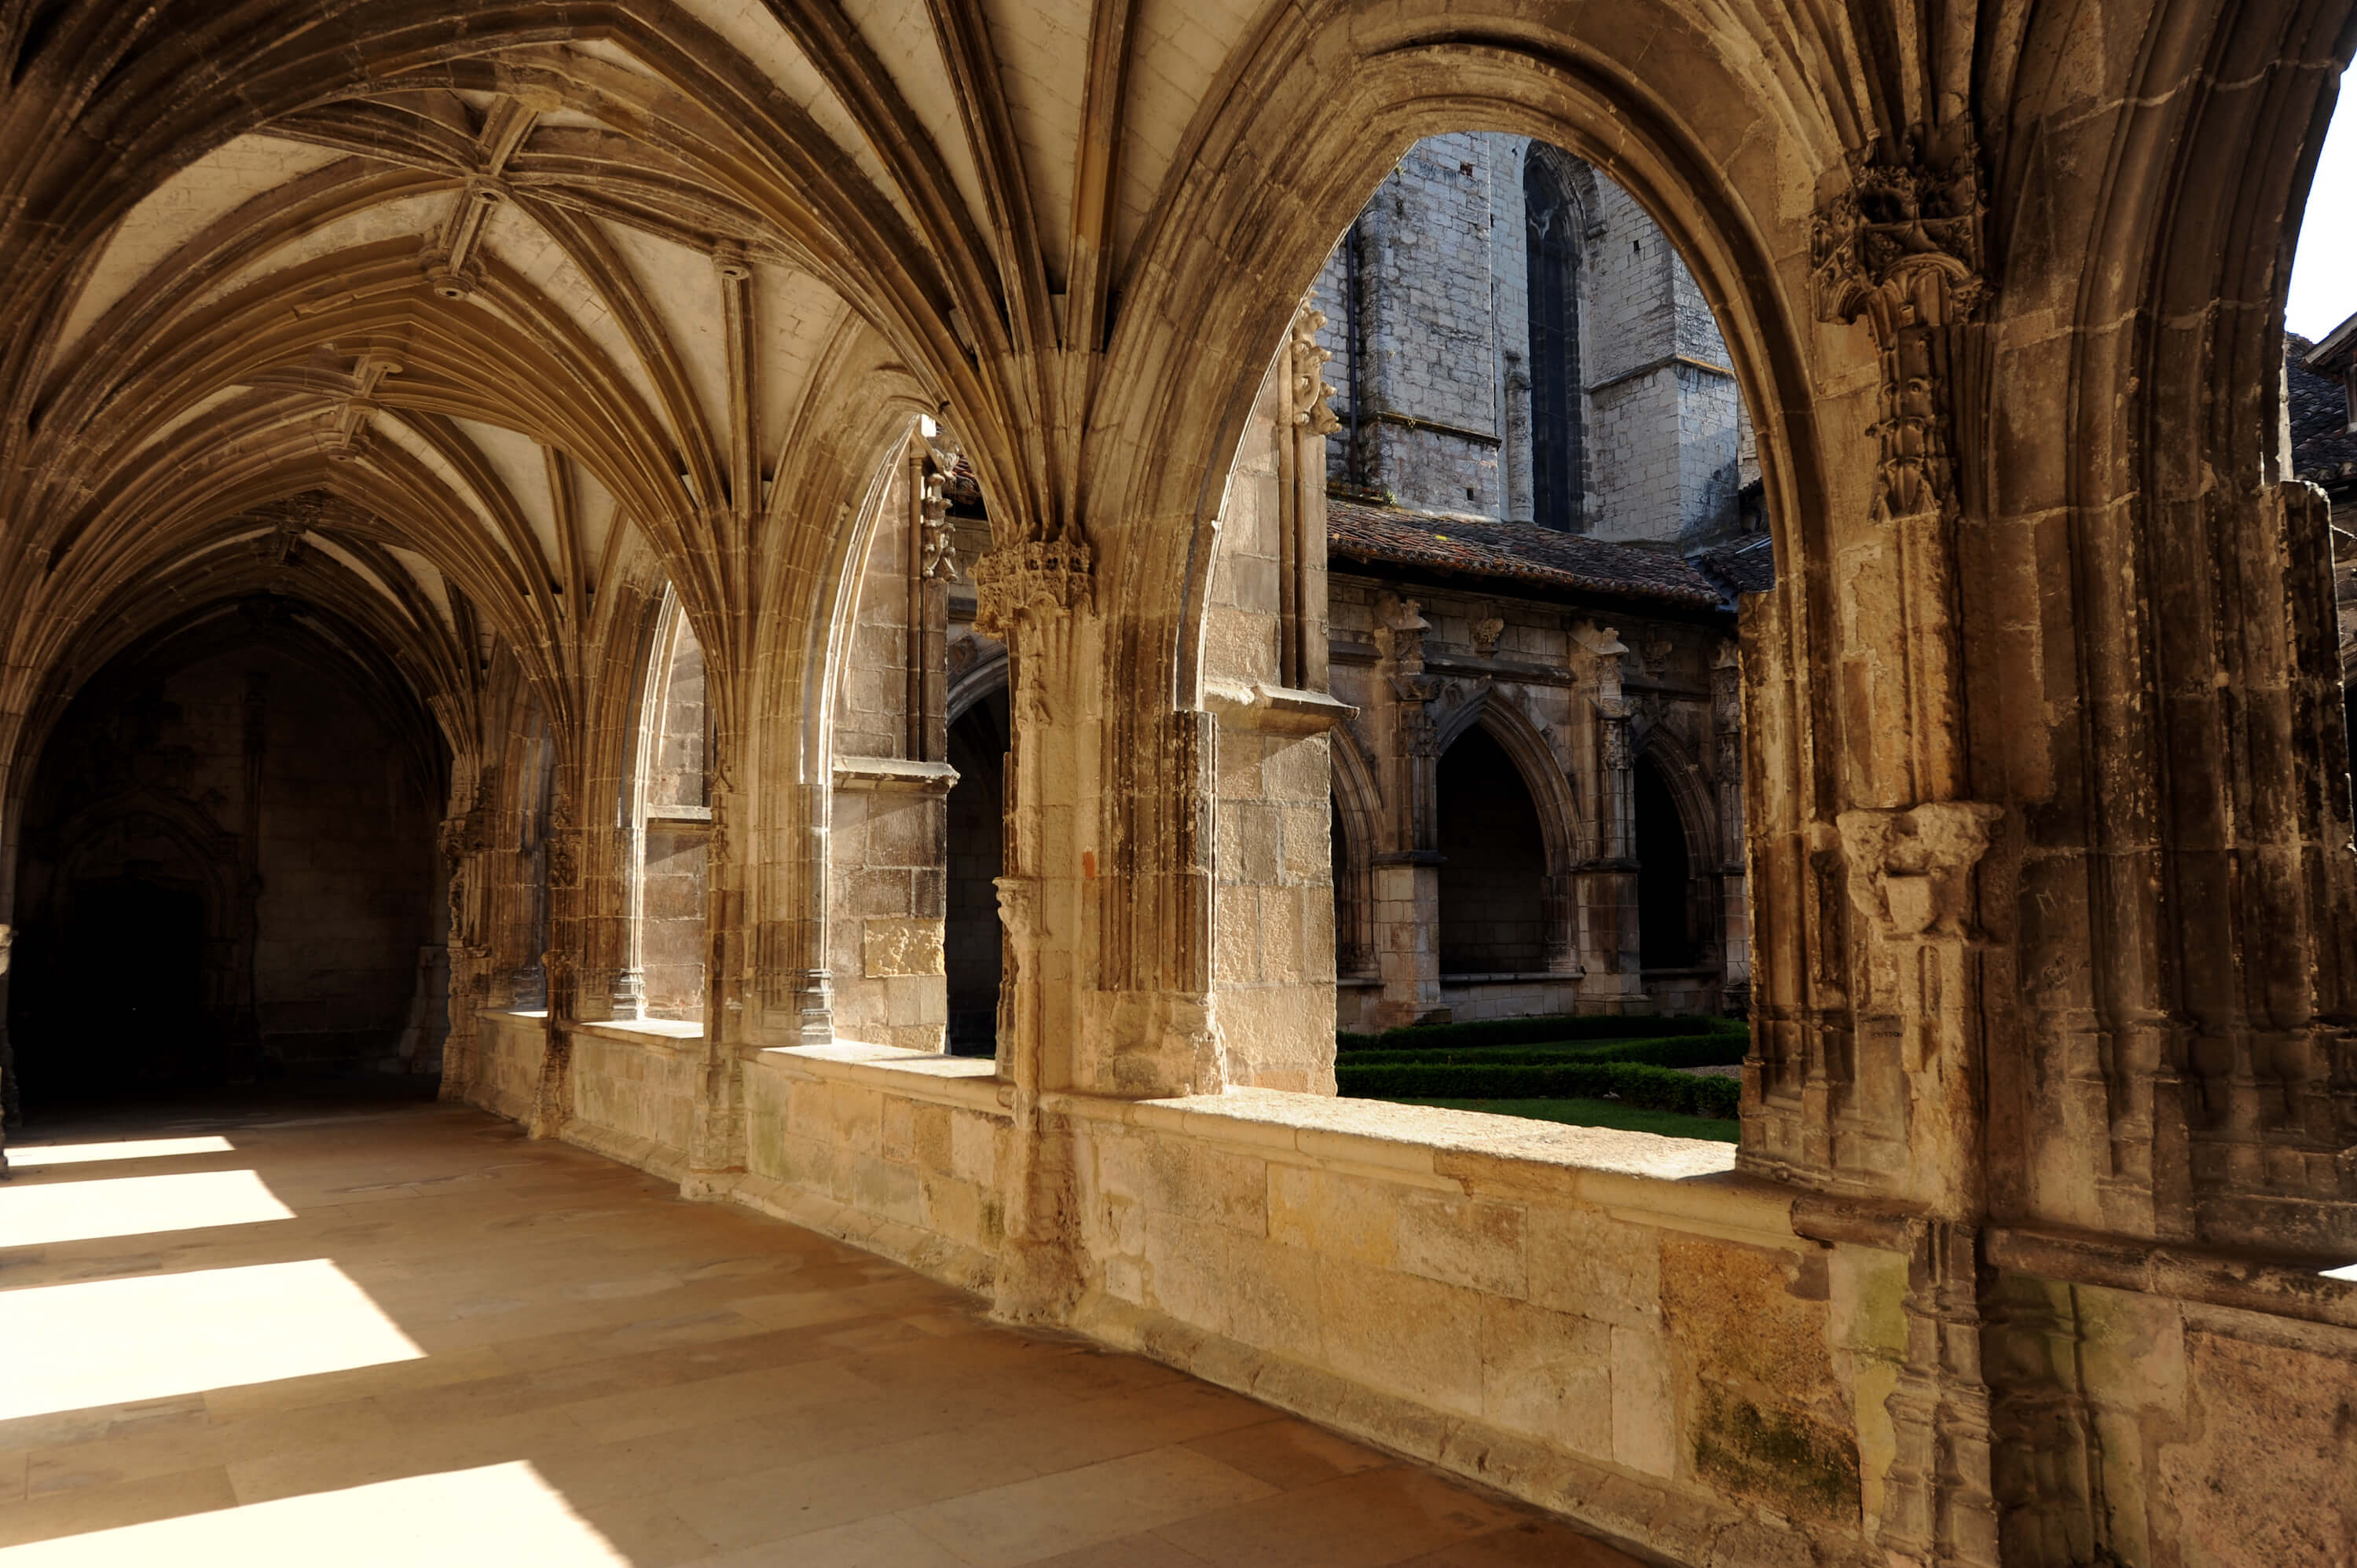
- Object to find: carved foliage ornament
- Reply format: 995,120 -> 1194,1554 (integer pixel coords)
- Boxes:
1810,127 -> 1989,523
1808,130 -> 1988,329
970,537 -> 1093,639
1288,304 -> 1343,435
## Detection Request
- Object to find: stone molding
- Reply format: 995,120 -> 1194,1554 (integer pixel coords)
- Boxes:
830,754 -> 962,791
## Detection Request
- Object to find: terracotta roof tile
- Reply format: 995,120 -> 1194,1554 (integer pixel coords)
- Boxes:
1326,498 -> 1743,607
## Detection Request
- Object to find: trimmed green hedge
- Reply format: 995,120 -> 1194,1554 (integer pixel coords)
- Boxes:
1337,1013 -> 1736,1054
1338,1059 -> 1740,1119
1341,1035 -> 1747,1072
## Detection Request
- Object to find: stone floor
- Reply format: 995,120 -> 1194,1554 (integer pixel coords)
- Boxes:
0,1094 -> 1644,1566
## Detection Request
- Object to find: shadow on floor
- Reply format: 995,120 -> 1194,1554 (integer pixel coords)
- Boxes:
0,1097 -> 1645,1566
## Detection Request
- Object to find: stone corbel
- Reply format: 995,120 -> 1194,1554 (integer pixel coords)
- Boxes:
1836,800 -> 2004,940
1200,680 -> 1358,736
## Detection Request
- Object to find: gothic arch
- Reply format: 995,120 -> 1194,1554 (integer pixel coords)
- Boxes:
1634,723 -> 1719,871
1989,0 -> 2357,1245
1096,22 -> 1842,716
948,646 -> 1010,724
1436,686 -> 1582,879
1327,731 -> 1384,980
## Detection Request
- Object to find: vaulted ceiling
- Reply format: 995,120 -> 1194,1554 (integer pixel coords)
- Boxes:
0,0 -> 2039,778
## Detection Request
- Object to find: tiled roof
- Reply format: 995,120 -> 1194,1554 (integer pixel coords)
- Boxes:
1326,498 -> 1747,608
1692,532 -> 1777,597
2289,333 -> 2357,493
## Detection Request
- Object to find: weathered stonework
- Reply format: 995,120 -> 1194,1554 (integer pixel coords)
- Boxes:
1,5 -> 2352,1565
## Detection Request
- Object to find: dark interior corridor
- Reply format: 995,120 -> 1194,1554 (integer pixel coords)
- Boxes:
4,600 -> 447,1120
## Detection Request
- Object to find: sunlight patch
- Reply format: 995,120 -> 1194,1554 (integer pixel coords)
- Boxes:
0,1259 -> 423,1421
0,1461 -> 631,1565
6,1136 -> 235,1167
0,1169 -> 292,1247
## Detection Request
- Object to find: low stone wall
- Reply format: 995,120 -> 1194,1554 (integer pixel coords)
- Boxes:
473,1009 -> 545,1124
561,1018 -> 703,1179
1054,1086 -> 1879,1566
735,1042 -> 1882,1565
737,1042 -> 1011,1293
462,1032 -> 2357,1567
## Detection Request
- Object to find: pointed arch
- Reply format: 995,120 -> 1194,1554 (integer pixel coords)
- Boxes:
1328,730 -> 1384,980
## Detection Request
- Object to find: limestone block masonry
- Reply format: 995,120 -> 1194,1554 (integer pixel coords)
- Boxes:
5,5 -> 2357,1566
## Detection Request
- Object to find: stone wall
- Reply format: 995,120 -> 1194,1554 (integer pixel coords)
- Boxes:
713,1040 -> 1890,1566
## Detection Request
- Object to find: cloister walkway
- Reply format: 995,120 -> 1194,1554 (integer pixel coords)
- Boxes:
0,1094 -> 1640,1567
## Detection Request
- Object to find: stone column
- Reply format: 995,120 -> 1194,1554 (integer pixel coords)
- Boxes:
1711,643 -> 1749,1012
1370,594 -> 1445,1028
434,756 -> 495,1101
972,534 -> 1100,1321
1760,126 -> 2006,1568
1576,625 -> 1646,1010
526,790 -> 583,1140
685,727 -> 750,1195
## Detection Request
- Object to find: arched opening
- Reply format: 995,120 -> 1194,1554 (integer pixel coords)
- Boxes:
1524,152 -> 1585,531
1634,753 -> 1698,969
618,593 -> 709,1022
8,608 -> 446,1111
1435,724 -> 1548,975
944,688 -> 1007,1057
2287,93 -> 2356,786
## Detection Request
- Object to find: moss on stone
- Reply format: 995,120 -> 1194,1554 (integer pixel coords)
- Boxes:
1692,1385 -> 1862,1522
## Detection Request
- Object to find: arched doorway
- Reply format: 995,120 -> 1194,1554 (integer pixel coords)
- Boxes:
1633,753 -> 1698,969
7,621 -> 446,1113
1435,725 -> 1547,974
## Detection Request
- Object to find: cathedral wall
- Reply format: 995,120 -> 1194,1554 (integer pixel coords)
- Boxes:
1314,137 -> 1747,548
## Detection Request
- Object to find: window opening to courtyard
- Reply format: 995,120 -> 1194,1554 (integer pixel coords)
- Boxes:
1314,133 -> 1755,1139
616,592 -> 709,1022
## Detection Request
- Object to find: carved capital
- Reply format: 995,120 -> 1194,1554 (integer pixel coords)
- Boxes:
1837,800 -> 2004,940
971,537 -> 1092,639
1809,127 -> 1988,332
1812,126 -> 1987,525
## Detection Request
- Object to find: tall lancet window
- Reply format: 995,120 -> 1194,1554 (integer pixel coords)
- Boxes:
1524,154 -> 1584,531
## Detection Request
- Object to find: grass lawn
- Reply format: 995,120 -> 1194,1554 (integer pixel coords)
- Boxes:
1395,1095 -> 1739,1143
